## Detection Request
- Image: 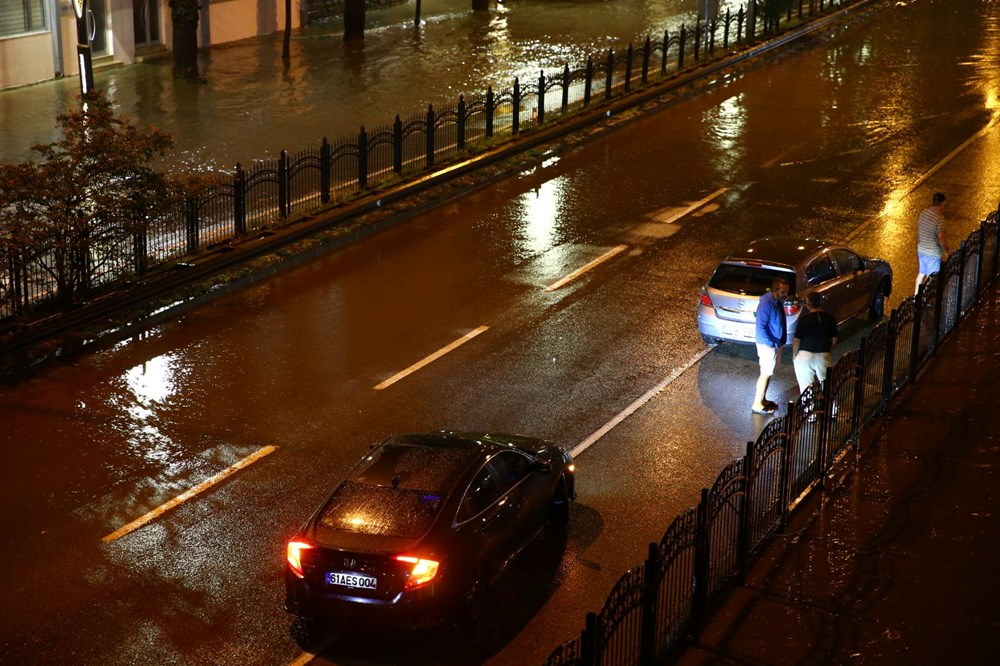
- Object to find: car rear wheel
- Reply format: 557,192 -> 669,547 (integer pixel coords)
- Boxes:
700,333 -> 720,346
869,282 -> 887,321
549,478 -> 571,527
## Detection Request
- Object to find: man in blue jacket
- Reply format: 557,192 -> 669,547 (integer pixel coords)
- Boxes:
752,277 -> 789,415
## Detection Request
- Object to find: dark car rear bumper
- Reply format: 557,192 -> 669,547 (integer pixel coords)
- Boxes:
284,568 -> 457,629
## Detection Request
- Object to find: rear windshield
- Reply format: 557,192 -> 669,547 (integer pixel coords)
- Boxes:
318,481 -> 443,539
709,264 -> 796,296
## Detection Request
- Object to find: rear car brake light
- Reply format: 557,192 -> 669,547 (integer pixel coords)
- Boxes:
699,291 -> 713,307
395,556 -> 440,589
783,300 -> 801,316
287,540 -> 313,578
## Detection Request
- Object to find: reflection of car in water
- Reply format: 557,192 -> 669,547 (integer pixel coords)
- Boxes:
697,237 -> 893,345
284,431 -> 575,631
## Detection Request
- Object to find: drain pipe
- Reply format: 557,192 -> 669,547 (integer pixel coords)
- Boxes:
48,0 -> 64,77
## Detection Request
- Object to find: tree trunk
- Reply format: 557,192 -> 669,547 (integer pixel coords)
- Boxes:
283,0 -> 292,60
170,0 -> 201,80
344,0 -> 366,42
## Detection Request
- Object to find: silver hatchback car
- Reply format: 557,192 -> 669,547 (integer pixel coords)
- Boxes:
697,237 -> 892,345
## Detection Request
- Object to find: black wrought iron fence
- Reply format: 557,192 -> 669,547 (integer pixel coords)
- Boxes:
0,0 -> 859,322
542,208 -> 1000,666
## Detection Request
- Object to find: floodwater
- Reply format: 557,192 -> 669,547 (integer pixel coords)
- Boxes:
0,0 -> 737,172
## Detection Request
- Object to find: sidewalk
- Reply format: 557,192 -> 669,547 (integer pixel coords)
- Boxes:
677,283 -> 1000,663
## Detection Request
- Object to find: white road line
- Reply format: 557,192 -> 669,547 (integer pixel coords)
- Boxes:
545,245 -> 628,292
843,113 -> 1000,244
373,325 -> 490,390
102,445 -> 278,543
655,187 -> 729,225
570,347 -> 714,458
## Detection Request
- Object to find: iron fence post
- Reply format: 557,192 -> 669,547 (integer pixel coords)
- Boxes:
426,104 -> 435,168
392,115 -> 403,174
639,543 -> 658,665
279,149 -> 288,218
815,381 -> 830,489
691,488 -> 710,642
678,25 -> 686,69
562,64 -> 570,111
358,127 -> 368,191
625,44 -> 634,92
851,337 -> 866,448
537,71 -> 546,125
234,163 -> 246,235
512,77 -> 521,134
661,30 -> 669,76
642,36 -> 651,84
486,86 -> 495,137
880,310 -> 897,411
693,19 -> 701,61
955,239 -> 967,320
976,220 -> 986,301
993,203 -> 1000,280
724,9 -> 731,49
457,95 -> 466,151
737,443 -> 753,583
737,7 -> 745,43
778,413 -> 791,532
931,264 -> 944,354
133,225 -> 148,276
709,18 -> 716,54
320,137 -> 331,204
747,0 -> 756,43
909,285 -> 924,383
184,197 -> 198,255
604,49 -> 613,100
581,612 -> 598,666
584,57 -> 593,106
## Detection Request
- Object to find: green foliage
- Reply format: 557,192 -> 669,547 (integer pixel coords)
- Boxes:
0,92 -> 183,305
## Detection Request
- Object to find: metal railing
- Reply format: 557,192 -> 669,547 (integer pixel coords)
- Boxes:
0,0 -> 858,321
542,206 -> 1000,665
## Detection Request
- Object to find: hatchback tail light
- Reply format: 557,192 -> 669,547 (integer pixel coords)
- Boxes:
699,290 -> 713,308
395,556 -> 440,590
287,540 -> 313,578
783,299 -> 801,316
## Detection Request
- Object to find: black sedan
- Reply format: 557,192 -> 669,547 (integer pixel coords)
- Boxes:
284,431 -> 576,630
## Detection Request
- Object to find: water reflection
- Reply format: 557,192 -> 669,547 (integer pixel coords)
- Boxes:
116,352 -> 184,464
0,1 -> 735,170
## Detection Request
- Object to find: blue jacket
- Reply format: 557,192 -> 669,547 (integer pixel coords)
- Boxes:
755,291 -> 786,347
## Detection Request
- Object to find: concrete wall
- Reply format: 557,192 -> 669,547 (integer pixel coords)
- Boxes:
0,32 -> 56,90
205,0 -> 300,47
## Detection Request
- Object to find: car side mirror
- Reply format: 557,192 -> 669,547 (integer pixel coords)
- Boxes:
533,460 -> 552,474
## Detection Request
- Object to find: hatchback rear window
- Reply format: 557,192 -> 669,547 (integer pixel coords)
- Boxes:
318,481 -> 443,539
709,264 -> 796,296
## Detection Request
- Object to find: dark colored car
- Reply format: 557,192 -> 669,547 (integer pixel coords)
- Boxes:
697,237 -> 893,345
284,431 -> 575,630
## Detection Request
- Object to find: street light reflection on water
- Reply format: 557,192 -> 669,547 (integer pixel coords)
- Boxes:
117,352 -> 184,465
0,1 -> 736,170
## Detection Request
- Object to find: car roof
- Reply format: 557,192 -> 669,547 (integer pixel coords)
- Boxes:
349,433 -> 495,495
725,237 -> 834,267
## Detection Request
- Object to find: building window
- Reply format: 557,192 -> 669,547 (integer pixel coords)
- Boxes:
0,0 -> 46,38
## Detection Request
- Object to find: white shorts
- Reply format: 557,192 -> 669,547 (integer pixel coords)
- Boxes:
756,343 -> 780,376
793,350 -> 832,393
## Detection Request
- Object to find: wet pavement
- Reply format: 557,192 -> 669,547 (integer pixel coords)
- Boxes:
0,0 -> 734,171
676,280 -> 1000,664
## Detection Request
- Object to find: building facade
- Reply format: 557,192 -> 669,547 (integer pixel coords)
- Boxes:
0,0 -> 302,91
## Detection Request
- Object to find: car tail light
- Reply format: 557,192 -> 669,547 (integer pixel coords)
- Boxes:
783,300 -> 801,316
567,463 -> 575,473
699,290 -> 713,308
395,556 -> 440,590
287,540 -> 313,578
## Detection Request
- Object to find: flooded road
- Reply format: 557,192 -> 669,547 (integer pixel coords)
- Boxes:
1,0 -> 738,171
1,0 -> 999,664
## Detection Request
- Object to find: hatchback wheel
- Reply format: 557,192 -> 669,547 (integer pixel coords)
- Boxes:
869,282 -> 887,321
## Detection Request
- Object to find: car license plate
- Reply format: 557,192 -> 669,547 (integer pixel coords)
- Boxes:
326,571 -> 377,589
